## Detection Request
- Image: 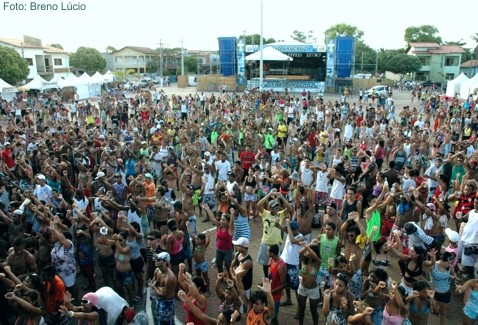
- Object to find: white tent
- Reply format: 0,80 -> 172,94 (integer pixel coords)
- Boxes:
0,77 -> 16,101
91,71 -> 105,83
459,74 -> 478,99
446,72 -> 469,97
103,70 -> 115,82
78,73 -> 92,84
17,75 -> 58,91
245,46 -> 293,61
58,74 -> 80,88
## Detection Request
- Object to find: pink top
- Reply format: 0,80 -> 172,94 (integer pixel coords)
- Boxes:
216,227 -> 233,251
382,305 -> 404,325
169,233 -> 184,255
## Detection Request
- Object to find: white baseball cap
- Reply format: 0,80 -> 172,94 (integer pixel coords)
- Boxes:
232,237 -> 250,248
95,171 -> 106,180
445,228 -> 459,243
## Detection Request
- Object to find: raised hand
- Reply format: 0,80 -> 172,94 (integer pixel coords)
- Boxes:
365,307 -> 374,315
258,277 -> 272,293
177,290 -> 187,302
323,289 -> 331,299
426,289 -> 435,299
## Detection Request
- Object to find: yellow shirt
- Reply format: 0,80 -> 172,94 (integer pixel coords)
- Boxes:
277,124 -> 287,138
261,210 -> 286,245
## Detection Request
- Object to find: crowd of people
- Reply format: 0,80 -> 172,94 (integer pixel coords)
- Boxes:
0,82 -> 477,325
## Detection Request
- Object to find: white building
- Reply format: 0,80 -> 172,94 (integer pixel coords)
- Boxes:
0,35 -> 70,82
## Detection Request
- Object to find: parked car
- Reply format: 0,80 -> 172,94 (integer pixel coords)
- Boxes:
365,85 -> 389,97
420,81 -> 442,88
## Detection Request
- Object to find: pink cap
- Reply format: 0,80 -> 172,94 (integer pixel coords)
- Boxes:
82,292 -> 99,306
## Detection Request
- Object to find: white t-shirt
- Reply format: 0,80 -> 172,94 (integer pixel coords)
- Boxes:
315,171 -> 329,193
461,210 -> 478,243
215,160 -> 231,181
280,232 -> 303,265
330,178 -> 345,200
300,166 -> 314,187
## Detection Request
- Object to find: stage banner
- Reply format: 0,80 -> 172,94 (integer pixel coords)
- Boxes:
236,38 -> 246,86
248,79 -> 324,94
326,39 -> 335,86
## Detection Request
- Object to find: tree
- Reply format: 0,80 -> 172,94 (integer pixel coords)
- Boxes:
70,47 -> 106,75
355,41 -> 378,73
146,60 -> 159,73
324,23 -> 364,41
404,25 -> 442,45
378,50 -> 422,82
445,40 -> 472,62
0,46 -> 29,85
106,45 -> 117,53
290,30 -> 317,44
49,43 -> 63,49
184,57 -> 198,74
112,69 -> 135,83
242,34 -> 276,45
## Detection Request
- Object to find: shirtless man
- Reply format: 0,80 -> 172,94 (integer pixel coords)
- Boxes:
321,202 -> 343,238
91,217 -> 115,287
172,200 -> 193,274
152,252 -> 178,325
295,186 -> 315,244
5,237 -> 38,277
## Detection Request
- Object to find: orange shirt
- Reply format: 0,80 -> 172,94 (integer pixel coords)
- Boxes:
43,275 -> 65,314
144,181 -> 156,206
246,307 -> 268,325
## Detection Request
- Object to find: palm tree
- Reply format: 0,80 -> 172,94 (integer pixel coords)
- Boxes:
112,69 -> 135,83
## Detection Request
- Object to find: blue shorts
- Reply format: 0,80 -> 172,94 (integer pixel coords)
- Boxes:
194,260 -> 209,273
285,263 -> 300,290
156,298 -> 175,324
114,269 -> 134,286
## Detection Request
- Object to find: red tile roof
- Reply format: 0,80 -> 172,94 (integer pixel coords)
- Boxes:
461,59 -> 478,68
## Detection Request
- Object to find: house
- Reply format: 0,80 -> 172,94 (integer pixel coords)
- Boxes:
0,35 -> 70,81
460,59 -> 478,78
407,42 -> 465,83
112,46 -> 159,74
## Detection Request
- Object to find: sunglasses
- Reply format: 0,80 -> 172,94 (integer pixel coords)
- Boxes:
81,299 -> 90,304
147,237 -> 155,240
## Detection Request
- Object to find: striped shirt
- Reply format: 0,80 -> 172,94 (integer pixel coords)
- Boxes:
233,213 -> 250,240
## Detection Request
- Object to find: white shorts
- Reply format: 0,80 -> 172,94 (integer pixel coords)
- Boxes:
297,283 -> 321,300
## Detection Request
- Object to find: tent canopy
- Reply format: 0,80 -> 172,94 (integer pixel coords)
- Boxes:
459,73 -> 478,99
446,72 -> 469,97
0,77 -> 15,93
17,75 -> 58,91
245,46 -> 293,61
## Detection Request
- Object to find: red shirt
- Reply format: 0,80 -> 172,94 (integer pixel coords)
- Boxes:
269,258 -> 285,302
140,110 -> 149,121
240,151 -> 256,169
307,131 -> 318,147
1,148 -> 14,169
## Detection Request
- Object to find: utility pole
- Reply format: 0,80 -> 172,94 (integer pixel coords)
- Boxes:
361,52 -> 364,73
375,51 -> 379,76
259,0 -> 264,91
181,36 -> 185,76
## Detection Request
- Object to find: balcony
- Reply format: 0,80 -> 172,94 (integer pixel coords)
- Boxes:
37,66 -> 54,74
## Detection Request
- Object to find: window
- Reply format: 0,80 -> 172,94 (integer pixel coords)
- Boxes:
445,57 -> 456,66
446,73 -> 455,80
418,57 -> 429,65
25,58 -> 33,66
54,58 -> 62,66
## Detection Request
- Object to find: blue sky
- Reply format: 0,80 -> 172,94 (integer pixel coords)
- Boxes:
1,0 -> 476,52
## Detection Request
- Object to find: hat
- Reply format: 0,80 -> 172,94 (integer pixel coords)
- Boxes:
4,142 -> 10,146
13,209 -> 24,215
445,228 -> 459,243
269,199 -> 280,209
36,174 -> 46,180
289,220 -> 299,231
144,173 -> 154,179
328,202 -> 337,210
426,203 -> 436,211
204,151 -> 211,156
95,171 -> 105,180
153,252 -> 171,262
267,127 -> 273,131
82,292 -> 99,306
293,138 -> 299,142
232,237 -> 250,248
98,135 -> 105,139
99,227 -> 108,236
133,127 -> 139,132
141,141 -> 147,145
